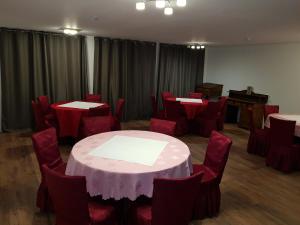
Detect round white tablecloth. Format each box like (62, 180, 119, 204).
(265, 113, 300, 137)
(65, 130, 192, 200)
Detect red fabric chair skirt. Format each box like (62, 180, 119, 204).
(166, 98, 208, 120)
(51, 102, 109, 138)
(247, 128, 270, 156)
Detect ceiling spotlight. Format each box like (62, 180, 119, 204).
(191, 45, 196, 49)
(156, 0, 166, 9)
(63, 28, 79, 35)
(201, 45, 205, 49)
(196, 46, 201, 49)
(176, 0, 186, 7)
(136, 2, 146, 10)
(164, 7, 173, 15)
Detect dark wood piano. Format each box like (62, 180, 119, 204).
(226, 90, 268, 129)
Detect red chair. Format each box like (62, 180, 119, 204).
(31, 128, 66, 212)
(188, 92, 203, 99)
(32, 100, 49, 131)
(80, 116, 112, 138)
(85, 94, 101, 103)
(88, 105, 110, 117)
(195, 101, 221, 137)
(111, 98, 125, 131)
(43, 165, 116, 225)
(37, 95, 51, 115)
(151, 95, 165, 119)
(134, 171, 204, 225)
(266, 117, 300, 173)
(161, 92, 173, 110)
(192, 131, 232, 219)
(165, 100, 188, 136)
(247, 108, 270, 156)
(216, 96, 228, 131)
(150, 118, 176, 136)
(264, 105, 279, 121)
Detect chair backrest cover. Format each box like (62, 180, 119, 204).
(32, 100, 47, 131)
(264, 105, 279, 120)
(269, 117, 295, 147)
(32, 127, 63, 173)
(150, 118, 176, 136)
(37, 95, 50, 114)
(115, 98, 125, 120)
(165, 100, 185, 120)
(88, 105, 110, 117)
(43, 165, 90, 225)
(161, 92, 173, 100)
(81, 116, 112, 138)
(204, 131, 232, 183)
(188, 92, 203, 99)
(85, 94, 101, 103)
(151, 172, 204, 225)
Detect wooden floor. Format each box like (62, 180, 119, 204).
(1, 121, 300, 225)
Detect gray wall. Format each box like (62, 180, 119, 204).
(204, 43, 300, 114)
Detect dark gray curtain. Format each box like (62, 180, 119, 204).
(94, 38, 156, 121)
(0, 28, 88, 130)
(157, 43, 204, 104)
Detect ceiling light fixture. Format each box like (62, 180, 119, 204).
(135, 0, 187, 16)
(62, 28, 80, 35)
(188, 44, 205, 50)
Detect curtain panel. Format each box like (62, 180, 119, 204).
(157, 43, 205, 105)
(94, 38, 156, 121)
(0, 28, 88, 130)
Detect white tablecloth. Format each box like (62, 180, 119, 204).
(265, 114, 300, 137)
(65, 130, 192, 200)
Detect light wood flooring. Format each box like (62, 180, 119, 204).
(0, 121, 300, 225)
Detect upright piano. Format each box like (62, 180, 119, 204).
(226, 90, 269, 129)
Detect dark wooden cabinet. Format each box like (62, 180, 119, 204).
(195, 83, 223, 98)
(226, 90, 268, 129)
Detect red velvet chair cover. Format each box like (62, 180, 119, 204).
(111, 98, 125, 131)
(192, 131, 232, 219)
(31, 128, 65, 211)
(164, 100, 188, 136)
(134, 172, 204, 225)
(32, 101, 49, 131)
(264, 104, 279, 120)
(150, 118, 176, 136)
(161, 91, 173, 110)
(195, 101, 221, 137)
(80, 116, 112, 138)
(37, 96, 51, 115)
(43, 165, 116, 225)
(247, 108, 270, 156)
(266, 117, 300, 173)
(88, 105, 110, 117)
(216, 96, 228, 131)
(85, 94, 101, 103)
(188, 92, 203, 99)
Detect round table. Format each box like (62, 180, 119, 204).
(166, 97, 208, 120)
(51, 101, 109, 138)
(65, 130, 192, 200)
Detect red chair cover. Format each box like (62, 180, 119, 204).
(192, 131, 232, 219)
(216, 96, 228, 131)
(43, 165, 116, 225)
(134, 172, 204, 225)
(31, 128, 65, 211)
(80, 116, 112, 138)
(188, 92, 203, 99)
(32, 100, 49, 131)
(161, 92, 173, 110)
(85, 94, 101, 103)
(151, 95, 165, 119)
(247, 108, 270, 156)
(150, 118, 176, 136)
(88, 105, 110, 117)
(165, 100, 188, 136)
(37, 95, 51, 115)
(195, 101, 221, 137)
(264, 105, 279, 120)
(111, 99, 125, 131)
(266, 117, 300, 173)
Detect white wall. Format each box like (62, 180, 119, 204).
(85, 36, 95, 93)
(204, 43, 300, 114)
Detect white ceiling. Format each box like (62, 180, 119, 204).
(0, 0, 300, 45)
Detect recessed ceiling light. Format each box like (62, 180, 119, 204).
(196, 46, 201, 49)
(164, 7, 173, 15)
(191, 45, 196, 49)
(156, 0, 166, 9)
(176, 0, 186, 7)
(62, 28, 80, 35)
(201, 45, 205, 49)
(136, 2, 145, 10)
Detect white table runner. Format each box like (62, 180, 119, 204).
(176, 98, 203, 103)
(89, 135, 169, 166)
(58, 101, 103, 109)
